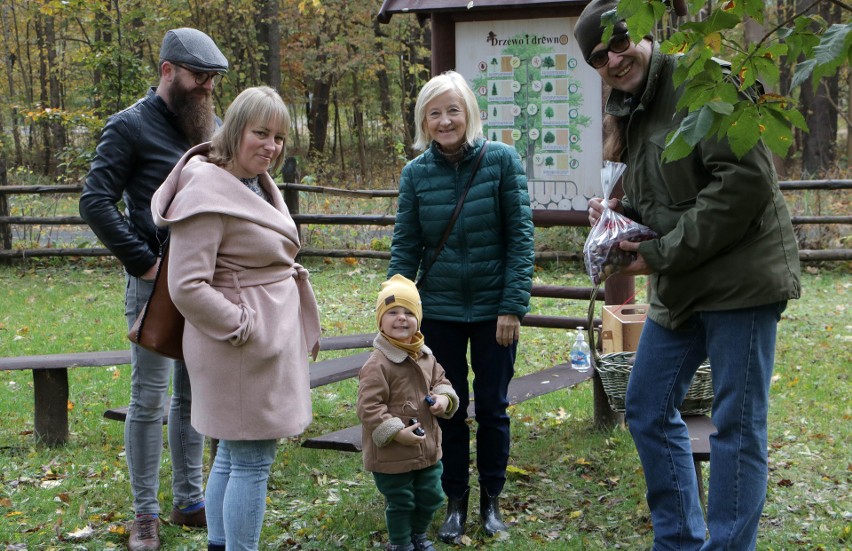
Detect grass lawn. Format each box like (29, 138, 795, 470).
(0, 257, 849, 550)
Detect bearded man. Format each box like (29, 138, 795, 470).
(80, 28, 228, 551)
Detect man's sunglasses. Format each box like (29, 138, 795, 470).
(587, 31, 631, 69)
(174, 63, 222, 86)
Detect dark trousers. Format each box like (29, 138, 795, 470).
(373, 463, 444, 546)
(421, 318, 516, 498)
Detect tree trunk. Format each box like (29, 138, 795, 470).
(258, 0, 281, 90)
(373, 18, 394, 150)
(799, 0, 838, 177)
(400, 20, 431, 158)
(308, 76, 332, 155)
(36, 14, 52, 175)
(350, 70, 368, 182)
(0, 1, 23, 166)
(45, 14, 66, 178)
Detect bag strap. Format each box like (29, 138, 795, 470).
(416, 140, 488, 289)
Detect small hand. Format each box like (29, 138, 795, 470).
(428, 394, 450, 415)
(496, 314, 520, 347)
(395, 423, 425, 446)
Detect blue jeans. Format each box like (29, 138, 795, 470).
(205, 439, 278, 550)
(421, 318, 515, 498)
(124, 274, 205, 515)
(625, 302, 785, 551)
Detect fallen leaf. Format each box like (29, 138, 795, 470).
(67, 525, 95, 540)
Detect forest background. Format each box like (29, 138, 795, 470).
(0, 0, 850, 195)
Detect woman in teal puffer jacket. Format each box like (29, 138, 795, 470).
(388, 70, 535, 545)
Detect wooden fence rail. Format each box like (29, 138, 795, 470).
(1, 180, 851, 262)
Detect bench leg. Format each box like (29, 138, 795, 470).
(694, 459, 707, 516)
(33, 368, 69, 446)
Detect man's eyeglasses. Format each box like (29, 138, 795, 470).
(587, 31, 631, 69)
(174, 63, 222, 86)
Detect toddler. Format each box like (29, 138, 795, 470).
(357, 274, 459, 551)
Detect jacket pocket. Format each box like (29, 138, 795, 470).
(375, 439, 423, 463)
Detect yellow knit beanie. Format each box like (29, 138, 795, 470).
(376, 274, 422, 330)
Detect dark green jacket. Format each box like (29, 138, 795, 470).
(388, 138, 535, 322)
(608, 45, 801, 329)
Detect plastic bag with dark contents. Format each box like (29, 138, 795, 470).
(583, 161, 657, 285)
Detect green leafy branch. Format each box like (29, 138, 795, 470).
(610, 0, 851, 161)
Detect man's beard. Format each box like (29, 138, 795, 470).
(169, 80, 216, 146)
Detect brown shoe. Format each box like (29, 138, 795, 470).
(169, 505, 207, 527)
(128, 515, 160, 551)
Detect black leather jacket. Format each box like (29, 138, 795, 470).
(80, 88, 190, 277)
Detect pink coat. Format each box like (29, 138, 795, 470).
(151, 143, 321, 441)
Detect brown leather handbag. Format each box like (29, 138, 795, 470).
(127, 243, 185, 360)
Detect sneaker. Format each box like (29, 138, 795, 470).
(128, 515, 160, 551)
(168, 505, 207, 527)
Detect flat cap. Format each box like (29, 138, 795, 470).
(159, 28, 228, 73)
(574, 0, 621, 63)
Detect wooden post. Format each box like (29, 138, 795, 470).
(32, 368, 69, 446)
(0, 150, 11, 261)
(281, 157, 300, 239)
(430, 13, 455, 74)
(593, 273, 634, 427)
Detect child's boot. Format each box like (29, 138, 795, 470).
(480, 489, 507, 536)
(437, 488, 469, 543)
(411, 533, 437, 551)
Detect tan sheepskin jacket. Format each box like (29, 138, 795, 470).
(356, 334, 459, 474)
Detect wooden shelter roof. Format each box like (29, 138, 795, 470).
(377, 0, 588, 24)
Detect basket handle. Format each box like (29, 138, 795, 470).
(587, 284, 602, 363)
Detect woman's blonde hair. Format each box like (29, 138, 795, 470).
(209, 86, 290, 173)
(412, 70, 483, 152)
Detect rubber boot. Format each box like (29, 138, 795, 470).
(480, 490, 507, 536)
(208, 544, 225, 551)
(437, 488, 469, 543)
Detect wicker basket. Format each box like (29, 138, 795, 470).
(586, 292, 714, 416)
(595, 351, 714, 415)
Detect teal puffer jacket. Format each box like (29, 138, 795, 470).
(388, 138, 535, 323)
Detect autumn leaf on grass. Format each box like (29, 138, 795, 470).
(506, 465, 532, 479)
(66, 525, 95, 540)
(343, 257, 359, 265)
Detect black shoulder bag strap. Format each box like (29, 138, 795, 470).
(416, 140, 489, 289)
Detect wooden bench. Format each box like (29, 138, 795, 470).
(102, 333, 375, 423)
(0, 350, 133, 446)
(302, 362, 595, 452)
(0, 333, 375, 446)
(301, 362, 715, 512)
(684, 414, 715, 511)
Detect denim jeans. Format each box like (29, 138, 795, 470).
(625, 302, 785, 551)
(205, 439, 278, 550)
(124, 274, 205, 515)
(421, 318, 515, 498)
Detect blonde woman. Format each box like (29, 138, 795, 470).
(152, 86, 320, 551)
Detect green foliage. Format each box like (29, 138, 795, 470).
(791, 21, 852, 90)
(612, 0, 850, 161)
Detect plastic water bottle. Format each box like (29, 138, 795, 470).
(570, 327, 591, 372)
